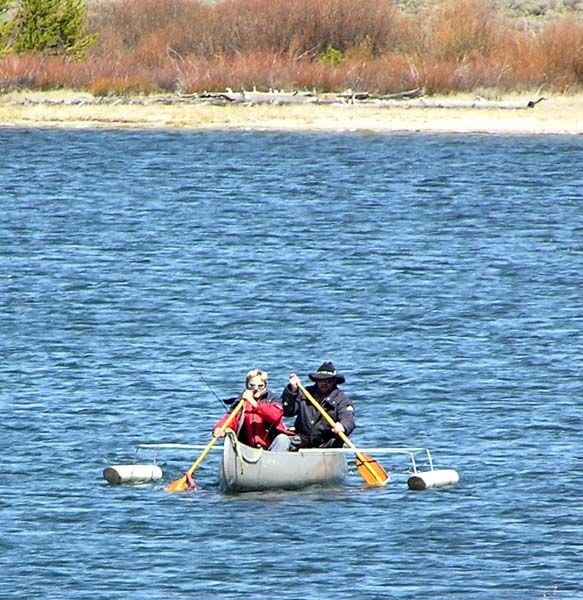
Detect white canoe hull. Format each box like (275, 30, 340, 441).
(219, 432, 347, 493)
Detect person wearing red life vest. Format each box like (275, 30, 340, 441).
(212, 369, 292, 451)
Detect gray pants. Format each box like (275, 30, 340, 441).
(268, 433, 292, 452)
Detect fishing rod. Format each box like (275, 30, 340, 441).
(197, 373, 238, 409)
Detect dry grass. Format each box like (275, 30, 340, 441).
(1, 90, 582, 134)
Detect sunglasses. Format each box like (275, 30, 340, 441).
(247, 383, 266, 390)
(317, 379, 335, 385)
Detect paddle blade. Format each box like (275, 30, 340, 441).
(355, 454, 390, 486)
(164, 472, 196, 493)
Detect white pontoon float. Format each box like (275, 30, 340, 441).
(103, 441, 459, 491)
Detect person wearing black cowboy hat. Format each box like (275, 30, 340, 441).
(281, 361, 355, 449)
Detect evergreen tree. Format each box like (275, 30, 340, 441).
(0, 0, 16, 54)
(2, 0, 96, 60)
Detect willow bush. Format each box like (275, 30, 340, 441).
(1, 0, 582, 94)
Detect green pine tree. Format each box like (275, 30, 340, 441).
(2, 0, 96, 60)
(0, 0, 17, 54)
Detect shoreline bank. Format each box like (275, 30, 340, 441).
(1, 91, 582, 135)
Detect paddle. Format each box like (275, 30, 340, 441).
(165, 397, 246, 493)
(297, 382, 389, 486)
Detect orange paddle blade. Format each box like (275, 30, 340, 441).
(165, 472, 196, 493)
(355, 453, 390, 486)
(165, 476, 188, 492)
(296, 382, 390, 487)
(164, 397, 246, 493)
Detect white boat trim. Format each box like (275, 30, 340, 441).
(137, 443, 224, 450)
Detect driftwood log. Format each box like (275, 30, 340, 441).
(13, 89, 547, 110)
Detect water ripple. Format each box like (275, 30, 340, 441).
(1, 129, 582, 599)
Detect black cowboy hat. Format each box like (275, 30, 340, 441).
(308, 361, 346, 384)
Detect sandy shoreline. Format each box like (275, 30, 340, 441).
(1, 91, 582, 135)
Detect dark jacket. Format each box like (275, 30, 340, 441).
(281, 384, 355, 448)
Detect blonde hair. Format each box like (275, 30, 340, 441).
(246, 369, 268, 384)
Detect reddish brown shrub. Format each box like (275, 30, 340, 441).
(88, 0, 400, 58)
(2, 0, 581, 94)
(0, 54, 91, 90)
(88, 75, 159, 96)
(422, 0, 505, 62)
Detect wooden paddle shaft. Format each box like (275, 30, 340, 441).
(297, 382, 387, 484)
(186, 397, 246, 477)
(297, 383, 357, 449)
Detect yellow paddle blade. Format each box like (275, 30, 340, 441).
(164, 398, 247, 494)
(165, 472, 197, 493)
(296, 382, 390, 487)
(164, 476, 188, 493)
(355, 454, 390, 486)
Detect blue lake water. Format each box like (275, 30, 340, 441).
(1, 126, 582, 599)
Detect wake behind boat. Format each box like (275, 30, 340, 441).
(219, 431, 347, 493)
